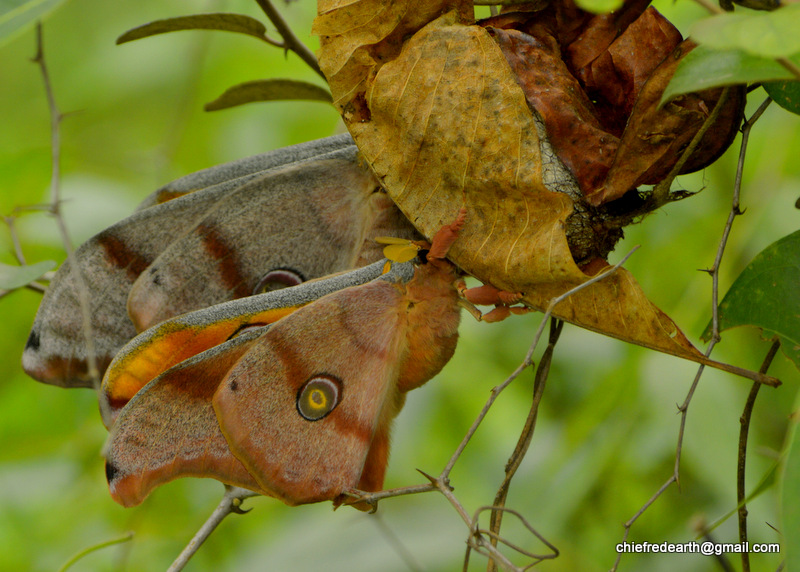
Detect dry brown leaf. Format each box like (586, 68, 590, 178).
(489, 26, 619, 195)
(597, 40, 746, 204)
(314, 0, 774, 383)
(573, 7, 683, 135)
(480, 2, 742, 204)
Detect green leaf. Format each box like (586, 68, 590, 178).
(781, 393, 800, 571)
(702, 229, 800, 370)
(0, 260, 55, 289)
(573, 0, 622, 15)
(204, 79, 332, 111)
(116, 13, 267, 45)
(764, 80, 800, 115)
(0, 0, 67, 47)
(662, 45, 800, 104)
(690, 5, 800, 59)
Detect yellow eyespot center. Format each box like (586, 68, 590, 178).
(307, 389, 327, 410)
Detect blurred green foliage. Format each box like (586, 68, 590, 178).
(1, 1, 799, 571)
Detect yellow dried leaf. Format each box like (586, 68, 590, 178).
(314, 0, 776, 383)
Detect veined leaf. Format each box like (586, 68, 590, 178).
(702, 229, 800, 371)
(690, 5, 800, 59)
(204, 79, 332, 111)
(117, 13, 268, 45)
(662, 45, 799, 104)
(0, 260, 55, 290)
(764, 80, 800, 116)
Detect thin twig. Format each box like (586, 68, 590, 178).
(486, 319, 563, 572)
(610, 96, 771, 572)
(0, 282, 47, 299)
(443, 247, 639, 480)
(253, 0, 325, 79)
(737, 339, 781, 572)
(168, 486, 258, 572)
(371, 513, 423, 572)
(57, 531, 134, 572)
(348, 249, 638, 571)
(473, 507, 558, 570)
(5, 216, 27, 264)
(709, 97, 771, 341)
(702, 529, 735, 572)
(33, 24, 106, 411)
(775, 58, 800, 81)
(650, 87, 732, 208)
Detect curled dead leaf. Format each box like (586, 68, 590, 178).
(315, 0, 768, 382)
(484, 3, 744, 205)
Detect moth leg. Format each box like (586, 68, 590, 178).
(457, 297, 483, 321)
(457, 281, 528, 323)
(426, 208, 528, 323)
(460, 283, 522, 306)
(481, 305, 534, 323)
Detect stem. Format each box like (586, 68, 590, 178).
(58, 532, 134, 572)
(346, 251, 637, 570)
(168, 486, 258, 572)
(33, 23, 106, 419)
(486, 319, 562, 572)
(650, 88, 732, 208)
(737, 339, 781, 572)
(610, 96, 772, 572)
(254, 0, 325, 79)
(442, 247, 639, 480)
(709, 98, 771, 342)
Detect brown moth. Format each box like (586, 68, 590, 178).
(105, 215, 465, 508)
(101, 260, 401, 421)
(23, 135, 419, 388)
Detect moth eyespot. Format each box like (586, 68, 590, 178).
(296, 375, 342, 421)
(253, 268, 304, 294)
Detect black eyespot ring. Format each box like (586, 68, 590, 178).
(296, 375, 342, 421)
(253, 268, 304, 294)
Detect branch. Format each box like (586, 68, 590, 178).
(348, 248, 638, 570)
(58, 531, 134, 572)
(470, 507, 558, 570)
(0, 214, 48, 296)
(649, 87, 732, 209)
(168, 486, 259, 572)
(253, 0, 325, 80)
(610, 95, 771, 572)
(708, 97, 771, 342)
(443, 246, 639, 482)
(486, 318, 563, 572)
(370, 513, 423, 572)
(737, 339, 781, 572)
(33, 23, 108, 422)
